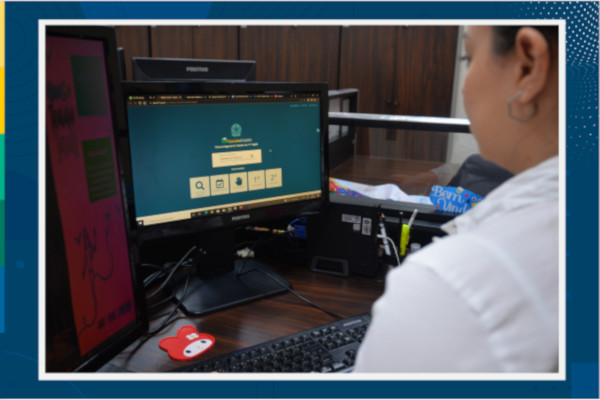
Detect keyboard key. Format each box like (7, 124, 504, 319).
(172, 313, 371, 373)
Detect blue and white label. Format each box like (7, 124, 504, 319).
(429, 185, 483, 214)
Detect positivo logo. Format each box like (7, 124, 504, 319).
(231, 214, 250, 222)
(231, 123, 242, 137)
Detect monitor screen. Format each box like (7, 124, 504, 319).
(45, 26, 147, 372)
(131, 57, 256, 82)
(122, 81, 328, 315)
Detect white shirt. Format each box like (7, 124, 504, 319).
(354, 156, 559, 373)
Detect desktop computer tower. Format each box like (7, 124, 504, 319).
(307, 203, 381, 278)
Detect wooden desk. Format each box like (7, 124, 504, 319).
(330, 155, 444, 196)
(102, 260, 385, 372)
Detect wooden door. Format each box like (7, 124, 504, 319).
(339, 25, 458, 161)
(380, 26, 459, 161)
(150, 26, 195, 58)
(338, 26, 399, 156)
(114, 26, 150, 81)
(239, 26, 340, 86)
(339, 26, 398, 114)
(191, 26, 239, 59)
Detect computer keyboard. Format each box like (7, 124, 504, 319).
(172, 313, 371, 373)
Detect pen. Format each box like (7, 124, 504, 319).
(399, 209, 418, 257)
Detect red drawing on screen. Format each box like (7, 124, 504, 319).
(75, 212, 115, 338)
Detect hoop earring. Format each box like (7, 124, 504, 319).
(507, 91, 537, 123)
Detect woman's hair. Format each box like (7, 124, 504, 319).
(492, 26, 558, 55)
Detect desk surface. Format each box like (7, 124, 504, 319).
(330, 155, 443, 196)
(103, 259, 385, 372)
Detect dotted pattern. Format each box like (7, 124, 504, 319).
(562, 2, 599, 162)
(508, 2, 599, 163)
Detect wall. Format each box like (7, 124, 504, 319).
(448, 26, 479, 164)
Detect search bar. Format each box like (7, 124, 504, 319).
(212, 149, 262, 168)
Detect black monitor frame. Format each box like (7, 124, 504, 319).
(44, 25, 148, 372)
(120, 81, 329, 315)
(131, 56, 257, 82)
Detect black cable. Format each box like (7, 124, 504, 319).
(147, 293, 177, 310)
(142, 245, 198, 335)
(238, 267, 344, 320)
(237, 231, 271, 275)
(234, 226, 342, 319)
(146, 246, 197, 299)
(122, 265, 195, 362)
(238, 238, 306, 265)
(147, 268, 193, 335)
(143, 269, 168, 288)
(236, 228, 308, 271)
(141, 262, 165, 270)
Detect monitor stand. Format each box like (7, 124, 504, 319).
(170, 229, 291, 316)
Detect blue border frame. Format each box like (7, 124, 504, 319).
(2, 1, 598, 398)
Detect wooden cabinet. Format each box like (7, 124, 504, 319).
(114, 26, 150, 81)
(239, 26, 340, 87)
(149, 26, 195, 58)
(339, 26, 398, 115)
(150, 26, 240, 60)
(191, 26, 239, 60)
(396, 26, 458, 117)
(339, 26, 458, 161)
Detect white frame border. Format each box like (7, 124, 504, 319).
(38, 18, 567, 383)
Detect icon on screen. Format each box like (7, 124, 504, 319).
(231, 123, 242, 138)
(190, 176, 211, 199)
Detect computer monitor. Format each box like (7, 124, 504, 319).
(45, 26, 147, 372)
(131, 57, 256, 82)
(121, 81, 328, 315)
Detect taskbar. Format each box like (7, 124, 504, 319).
(136, 191, 321, 227)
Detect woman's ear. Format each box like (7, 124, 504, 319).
(512, 27, 552, 104)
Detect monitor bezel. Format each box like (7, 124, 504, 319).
(131, 56, 257, 82)
(45, 25, 148, 372)
(120, 81, 330, 243)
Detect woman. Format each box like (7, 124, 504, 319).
(354, 25, 559, 372)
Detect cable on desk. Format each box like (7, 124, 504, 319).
(237, 267, 344, 320)
(377, 234, 402, 267)
(146, 246, 197, 300)
(147, 268, 193, 335)
(139, 245, 198, 337)
(237, 226, 308, 269)
(147, 293, 177, 310)
(142, 263, 174, 289)
(236, 231, 272, 275)
(234, 223, 346, 320)
(121, 267, 194, 363)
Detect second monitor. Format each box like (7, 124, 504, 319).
(131, 57, 256, 82)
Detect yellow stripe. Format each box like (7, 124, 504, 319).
(0, 2, 4, 68)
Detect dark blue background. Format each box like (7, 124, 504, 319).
(2, 1, 598, 398)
